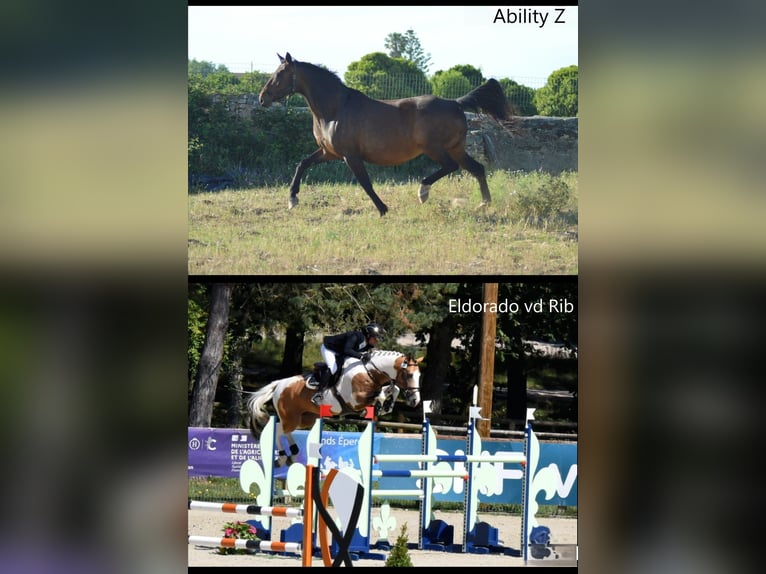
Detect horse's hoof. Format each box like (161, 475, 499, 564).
(288, 196, 299, 209)
(418, 184, 430, 204)
(378, 205, 388, 217)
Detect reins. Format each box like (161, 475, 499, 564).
(364, 355, 421, 401)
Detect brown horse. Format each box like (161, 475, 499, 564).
(247, 350, 423, 466)
(258, 52, 512, 216)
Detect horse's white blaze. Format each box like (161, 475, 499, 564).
(408, 370, 422, 406)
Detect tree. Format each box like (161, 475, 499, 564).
(187, 281, 577, 430)
(384, 29, 431, 73)
(430, 70, 472, 99)
(344, 52, 429, 99)
(444, 64, 484, 89)
(495, 281, 578, 427)
(534, 65, 578, 117)
(189, 283, 233, 427)
(188, 59, 229, 77)
(499, 78, 537, 116)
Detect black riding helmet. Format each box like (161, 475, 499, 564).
(363, 322, 386, 339)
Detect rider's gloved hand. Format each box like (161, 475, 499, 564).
(361, 351, 372, 364)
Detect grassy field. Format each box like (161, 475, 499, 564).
(188, 170, 577, 275)
(188, 476, 577, 517)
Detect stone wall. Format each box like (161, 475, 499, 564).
(211, 95, 578, 174)
(465, 114, 578, 174)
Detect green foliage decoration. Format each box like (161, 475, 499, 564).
(385, 523, 413, 567)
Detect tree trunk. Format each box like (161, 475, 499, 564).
(189, 283, 233, 427)
(477, 283, 498, 437)
(225, 359, 244, 428)
(422, 317, 455, 414)
(280, 324, 305, 377)
(506, 343, 527, 430)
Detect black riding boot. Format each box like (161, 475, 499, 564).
(309, 362, 326, 389)
(311, 366, 332, 406)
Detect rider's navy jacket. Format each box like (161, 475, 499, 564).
(323, 330, 375, 359)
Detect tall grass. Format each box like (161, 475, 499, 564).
(188, 170, 577, 275)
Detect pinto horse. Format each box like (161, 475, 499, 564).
(258, 52, 512, 216)
(247, 350, 423, 466)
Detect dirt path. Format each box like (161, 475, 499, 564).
(188, 507, 577, 567)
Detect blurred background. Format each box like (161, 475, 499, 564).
(2, 1, 765, 572)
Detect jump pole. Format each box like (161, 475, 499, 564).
(366, 401, 471, 552)
(190, 417, 324, 566)
(371, 389, 534, 555)
(463, 390, 533, 555)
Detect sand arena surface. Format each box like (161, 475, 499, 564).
(188, 506, 577, 567)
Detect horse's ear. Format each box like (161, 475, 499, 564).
(277, 53, 284, 63)
(285, 52, 293, 64)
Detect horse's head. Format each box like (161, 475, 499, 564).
(259, 52, 297, 107)
(393, 354, 423, 408)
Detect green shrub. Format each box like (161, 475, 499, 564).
(512, 172, 572, 226)
(385, 523, 413, 567)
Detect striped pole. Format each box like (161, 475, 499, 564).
(188, 500, 303, 518)
(188, 536, 301, 553)
(463, 412, 477, 553)
(419, 417, 435, 550)
(521, 409, 535, 562)
(372, 469, 469, 478)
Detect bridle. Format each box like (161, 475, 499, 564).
(262, 65, 297, 103)
(365, 355, 421, 401)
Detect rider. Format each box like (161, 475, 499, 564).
(311, 322, 386, 406)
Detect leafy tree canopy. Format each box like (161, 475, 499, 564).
(433, 64, 484, 90)
(499, 78, 538, 116)
(430, 70, 472, 99)
(534, 65, 578, 117)
(344, 52, 429, 99)
(189, 59, 229, 77)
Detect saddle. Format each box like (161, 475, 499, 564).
(304, 360, 341, 390)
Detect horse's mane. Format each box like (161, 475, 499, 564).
(296, 61, 345, 89)
(370, 349, 405, 357)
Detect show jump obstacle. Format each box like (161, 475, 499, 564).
(189, 386, 558, 563)
(188, 418, 367, 567)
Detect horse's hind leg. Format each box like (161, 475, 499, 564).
(288, 148, 331, 209)
(454, 151, 491, 205)
(278, 434, 300, 467)
(275, 428, 300, 467)
(418, 153, 459, 203)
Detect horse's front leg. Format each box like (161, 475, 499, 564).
(343, 156, 388, 216)
(288, 148, 330, 210)
(376, 386, 400, 416)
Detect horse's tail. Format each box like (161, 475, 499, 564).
(456, 78, 512, 121)
(247, 380, 278, 438)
